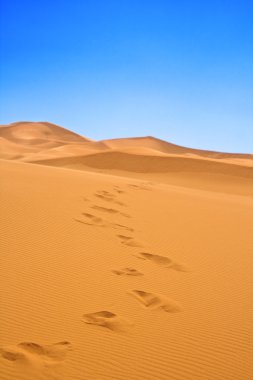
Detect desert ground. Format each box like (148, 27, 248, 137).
(1, 121, 253, 380)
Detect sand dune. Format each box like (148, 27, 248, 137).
(0, 137, 38, 160)
(102, 135, 253, 159)
(30, 150, 253, 177)
(0, 121, 90, 145)
(30, 150, 253, 197)
(1, 122, 253, 380)
(0, 122, 107, 162)
(1, 122, 252, 166)
(19, 141, 108, 162)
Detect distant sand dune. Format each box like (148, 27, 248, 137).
(0, 121, 90, 144)
(31, 150, 253, 177)
(102, 135, 253, 159)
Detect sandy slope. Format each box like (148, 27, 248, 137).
(1, 122, 253, 380)
(30, 151, 253, 198)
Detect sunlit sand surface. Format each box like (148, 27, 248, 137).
(1, 122, 253, 379)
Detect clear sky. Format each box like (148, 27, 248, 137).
(0, 0, 252, 152)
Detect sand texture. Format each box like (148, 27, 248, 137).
(1, 122, 253, 380)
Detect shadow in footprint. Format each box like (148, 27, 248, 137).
(137, 252, 189, 272)
(0, 349, 26, 362)
(128, 183, 151, 191)
(130, 290, 182, 313)
(95, 192, 125, 206)
(114, 187, 125, 194)
(92, 205, 131, 218)
(74, 213, 104, 227)
(82, 311, 130, 332)
(112, 224, 134, 232)
(19, 341, 71, 361)
(112, 267, 143, 276)
(118, 235, 144, 248)
(0, 341, 72, 364)
(92, 205, 119, 214)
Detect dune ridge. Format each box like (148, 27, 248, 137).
(2, 121, 252, 196)
(0, 121, 90, 144)
(1, 121, 252, 164)
(102, 135, 253, 159)
(30, 150, 253, 177)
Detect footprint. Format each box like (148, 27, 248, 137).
(74, 213, 104, 227)
(130, 290, 182, 313)
(92, 205, 130, 218)
(113, 187, 125, 194)
(128, 183, 151, 191)
(137, 252, 188, 272)
(0, 348, 26, 362)
(82, 311, 129, 332)
(94, 192, 125, 206)
(82, 213, 103, 223)
(17, 342, 46, 356)
(112, 224, 134, 232)
(117, 235, 144, 248)
(18, 341, 71, 361)
(0, 341, 72, 364)
(94, 194, 112, 202)
(111, 267, 143, 276)
(92, 205, 119, 214)
(97, 190, 115, 198)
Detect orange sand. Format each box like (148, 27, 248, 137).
(1, 122, 253, 380)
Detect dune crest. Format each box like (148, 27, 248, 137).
(2, 121, 252, 196)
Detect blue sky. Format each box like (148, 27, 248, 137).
(1, 0, 252, 152)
